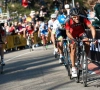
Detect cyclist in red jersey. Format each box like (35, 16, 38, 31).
(65, 8, 96, 78)
(26, 22, 35, 49)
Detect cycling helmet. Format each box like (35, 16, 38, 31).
(51, 14, 57, 18)
(70, 8, 80, 16)
(58, 15, 66, 24)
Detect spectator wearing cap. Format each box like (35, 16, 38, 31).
(64, 1, 70, 15)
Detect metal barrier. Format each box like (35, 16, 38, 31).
(85, 29, 100, 64)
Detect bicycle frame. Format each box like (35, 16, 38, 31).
(75, 39, 88, 87)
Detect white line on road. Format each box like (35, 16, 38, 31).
(5, 52, 32, 62)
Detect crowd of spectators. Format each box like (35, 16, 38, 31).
(1, 0, 100, 51)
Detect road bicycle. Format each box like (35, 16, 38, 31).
(63, 39, 72, 79)
(56, 38, 72, 79)
(54, 39, 59, 58)
(75, 38, 95, 87)
(27, 35, 34, 51)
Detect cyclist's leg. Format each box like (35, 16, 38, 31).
(51, 29, 58, 54)
(56, 30, 64, 64)
(69, 39, 77, 77)
(69, 43, 76, 67)
(31, 34, 35, 50)
(41, 30, 47, 46)
(79, 33, 90, 56)
(45, 31, 48, 46)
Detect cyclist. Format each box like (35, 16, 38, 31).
(0, 24, 7, 65)
(52, 12, 67, 64)
(38, 17, 48, 47)
(65, 8, 96, 77)
(26, 22, 34, 50)
(48, 14, 58, 54)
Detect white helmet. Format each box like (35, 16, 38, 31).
(51, 14, 57, 18)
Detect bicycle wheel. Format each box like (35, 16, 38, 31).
(82, 52, 88, 87)
(29, 40, 32, 51)
(75, 59, 81, 83)
(64, 46, 71, 79)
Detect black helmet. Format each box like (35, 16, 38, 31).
(70, 8, 80, 16)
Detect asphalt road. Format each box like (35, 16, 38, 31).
(0, 45, 100, 90)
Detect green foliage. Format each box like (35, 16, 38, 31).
(8, 3, 30, 16)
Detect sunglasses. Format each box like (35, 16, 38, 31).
(52, 18, 56, 19)
(72, 16, 79, 18)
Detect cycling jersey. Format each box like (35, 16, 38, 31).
(65, 18, 91, 38)
(39, 22, 48, 36)
(52, 20, 66, 39)
(26, 25, 34, 34)
(48, 20, 54, 30)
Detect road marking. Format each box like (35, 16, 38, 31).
(5, 52, 32, 62)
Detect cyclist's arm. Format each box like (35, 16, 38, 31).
(87, 24, 96, 39)
(84, 18, 96, 39)
(65, 21, 74, 40)
(48, 27, 52, 33)
(66, 30, 74, 40)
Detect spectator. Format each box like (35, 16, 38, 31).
(14, 22, 19, 34)
(94, 0, 100, 20)
(31, 15, 36, 24)
(52, 0, 60, 11)
(18, 14, 23, 23)
(18, 22, 26, 37)
(4, 22, 10, 35)
(64, 1, 70, 15)
(39, 0, 45, 5)
(75, 2, 88, 17)
(35, 11, 40, 21)
(28, 0, 32, 9)
(87, 8, 95, 23)
(9, 23, 16, 35)
(92, 0, 100, 28)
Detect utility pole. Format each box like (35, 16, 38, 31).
(62, 0, 65, 9)
(72, 0, 75, 7)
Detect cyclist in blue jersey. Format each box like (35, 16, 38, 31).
(52, 12, 67, 64)
(38, 18, 48, 47)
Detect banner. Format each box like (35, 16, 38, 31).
(4, 35, 27, 50)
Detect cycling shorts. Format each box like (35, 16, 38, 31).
(41, 29, 48, 37)
(79, 33, 88, 40)
(69, 32, 88, 44)
(56, 29, 67, 40)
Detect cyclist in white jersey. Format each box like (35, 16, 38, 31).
(48, 14, 58, 54)
(52, 13, 67, 64)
